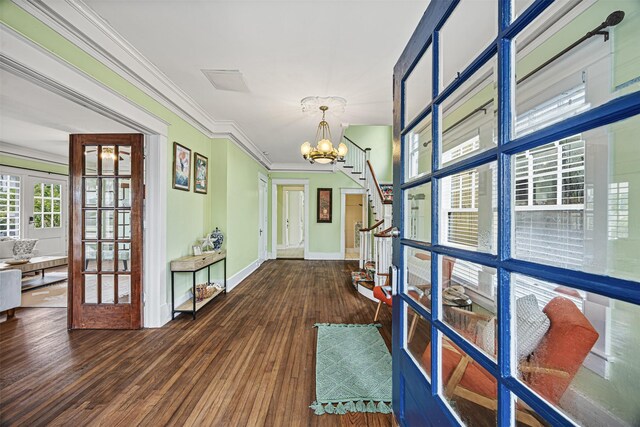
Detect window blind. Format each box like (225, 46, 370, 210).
(0, 175, 21, 239)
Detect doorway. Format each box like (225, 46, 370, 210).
(342, 192, 366, 260)
(277, 185, 305, 259)
(258, 174, 268, 265)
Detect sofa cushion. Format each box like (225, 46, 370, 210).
(13, 239, 38, 256)
(516, 294, 550, 359)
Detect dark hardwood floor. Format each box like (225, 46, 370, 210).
(0, 260, 393, 426)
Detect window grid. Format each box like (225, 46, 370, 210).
(0, 175, 21, 239)
(395, 0, 640, 425)
(33, 183, 62, 229)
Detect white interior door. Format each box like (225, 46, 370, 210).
(24, 174, 68, 256)
(258, 176, 268, 264)
(285, 190, 304, 248)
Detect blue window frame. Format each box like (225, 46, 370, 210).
(392, 0, 640, 425)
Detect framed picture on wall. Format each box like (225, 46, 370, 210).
(194, 152, 208, 194)
(317, 188, 332, 223)
(172, 142, 191, 191)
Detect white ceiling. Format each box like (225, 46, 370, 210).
(83, 0, 430, 165)
(0, 70, 135, 159)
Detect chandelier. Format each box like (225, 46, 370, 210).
(300, 106, 347, 164)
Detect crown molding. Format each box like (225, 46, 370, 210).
(0, 141, 69, 165)
(12, 0, 272, 169)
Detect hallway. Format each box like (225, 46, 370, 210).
(0, 260, 392, 426)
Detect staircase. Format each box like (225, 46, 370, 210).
(337, 136, 393, 302)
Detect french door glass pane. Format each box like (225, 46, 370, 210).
(441, 255, 497, 360)
(101, 242, 115, 272)
(404, 246, 432, 312)
(404, 115, 433, 181)
(102, 178, 115, 207)
(118, 178, 131, 208)
(437, 334, 498, 426)
(514, 1, 640, 138)
(118, 275, 131, 304)
(512, 273, 640, 427)
(404, 182, 431, 242)
(513, 394, 550, 427)
(101, 274, 115, 304)
(405, 303, 431, 381)
(84, 243, 97, 272)
(84, 274, 97, 304)
(439, 162, 497, 254)
(440, 1, 497, 90)
(512, 114, 640, 282)
(404, 46, 432, 126)
(118, 243, 131, 272)
(119, 146, 132, 175)
(441, 57, 497, 168)
(84, 210, 97, 239)
(118, 211, 131, 239)
(101, 146, 115, 175)
(101, 210, 115, 240)
(85, 178, 98, 207)
(84, 147, 97, 175)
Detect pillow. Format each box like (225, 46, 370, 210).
(477, 317, 496, 355)
(516, 294, 550, 359)
(0, 240, 15, 259)
(12, 239, 38, 256)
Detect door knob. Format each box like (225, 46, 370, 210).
(390, 227, 401, 238)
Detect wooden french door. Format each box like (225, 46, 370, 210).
(68, 134, 143, 329)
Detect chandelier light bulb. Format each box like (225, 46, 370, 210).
(318, 139, 333, 154)
(337, 143, 348, 157)
(300, 141, 312, 156)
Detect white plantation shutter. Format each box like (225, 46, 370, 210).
(0, 175, 21, 239)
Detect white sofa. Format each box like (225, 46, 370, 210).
(0, 269, 21, 318)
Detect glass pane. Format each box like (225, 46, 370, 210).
(101, 146, 115, 175)
(33, 183, 42, 196)
(512, 114, 640, 282)
(439, 334, 498, 426)
(84, 210, 97, 239)
(404, 45, 433, 126)
(512, 273, 640, 427)
(101, 242, 115, 272)
(440, 1, 498, 90)
(119, 146, 131, 175)
(53, 199, 60, 213)
(44, 215, 51, 228)
(85, 178, 98, 207)
(34, 215, 42, 228)
(118, 275, 131, 304)
(441, 256, 497, 359)
(118, 211, 131, 240)
(34, 198, 42, 212)
(53, 184, 61, 198)
(44, 184, 52, 197)
(84, 243, 97, 272)
(404, 246, 432, 312)
(440, 161, 497, 254)
(118, 243, 131, 272)
(84, 274, 97, 303)
(84, 146, 98, 175)
(101, 274, 115, 304)
(53, 214, 60, 227)
(441, 57, 497, 168)
(404, 182, 431, 242)
(406, 303, 431, 381)
(101, 210, 114, 240)
(101, 178, 115, 207)
(513, 394, 551, 426)
(514, 1, 640, 138)
(118, 178, 131, 208)
(404, 115, 433, 181)
(44, 199, 51, 213)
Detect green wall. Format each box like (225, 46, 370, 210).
(0, 155, 68, 176)
(343, 125, 393, 183)
(268, 172, 361, 255)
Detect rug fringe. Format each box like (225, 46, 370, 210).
(313, 323, 382, 328)
(309, 400, 392, 415)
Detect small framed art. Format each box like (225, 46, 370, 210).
(172, 142, 191, 191)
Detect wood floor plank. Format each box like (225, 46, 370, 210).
(1, 260, 393, 426)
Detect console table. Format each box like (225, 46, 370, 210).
(170, 251, 226, 320)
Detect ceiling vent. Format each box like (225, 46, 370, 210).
(202, 69, 249, 92)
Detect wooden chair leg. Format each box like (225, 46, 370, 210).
(408, 312, 419, 343)
(374, 301, 382, 321)
(6, 308, 16, 319)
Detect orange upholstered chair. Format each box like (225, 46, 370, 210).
(373, 280, 392, 321)
(421, 297, 598, 426)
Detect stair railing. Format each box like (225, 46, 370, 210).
(366, 160, 393, 225)
(358, 219, 384, 269)
(374, 226, 394, 287)
(342, 135, 370, 177)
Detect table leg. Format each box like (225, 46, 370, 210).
(171, 271, 175, 320)
(224, 258, 227, 294)
(192, 272, 196, 320)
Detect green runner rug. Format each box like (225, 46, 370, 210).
(310, 323, 392, 415)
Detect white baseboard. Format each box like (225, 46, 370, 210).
(305, 251, 344, 260)
(268, 251, 275, 260)
(226, 259, 260, 292)
(154, 303, 171, 327)
(276, 244, 286, 250)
